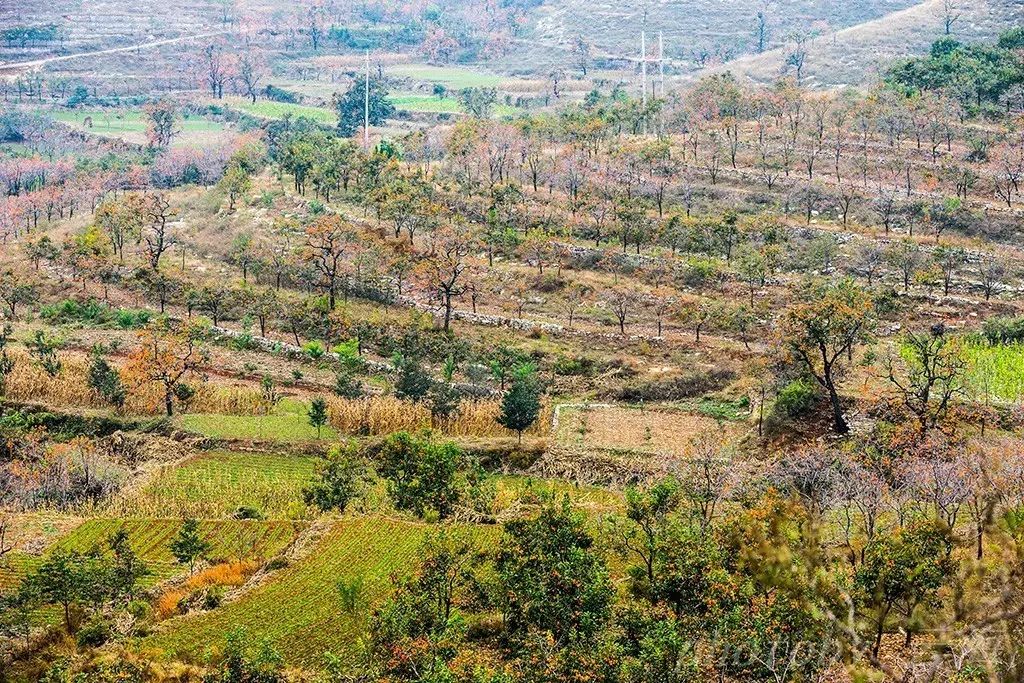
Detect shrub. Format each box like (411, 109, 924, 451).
(303, 340, 326, 360)
(775, 380, 816, 418)
(613, 369, 736, 402)
(337, 576, 365, 613)
(202, 585, 226, 610)
(303, 443, 369, 512)
(982, 317, 1024, 345)
(333, 368, 364, 399)
(263, 84, 300, 103)
(264, 556, 289, 571)
(553, 355, 596, 377)
(234, 506, 263, 520)
(378, 432, 462, 519)
(76, 617, 112, 647)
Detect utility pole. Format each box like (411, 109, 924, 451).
(640, 31, 647, 110)
(659, 31, 665, 98)
(659, 31, 665, 137)
(363, 49, 370, 150)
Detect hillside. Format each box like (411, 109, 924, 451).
(708, 0, 1024, 87)
(4, 4, 1024, 682)
(494, 0, 919, 75)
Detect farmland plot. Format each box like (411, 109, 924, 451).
(148, 517, 496, 668)
(112, 451, 317, 519)
(554, 404, 744, 457)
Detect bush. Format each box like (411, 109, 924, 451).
(553, 354, 596, 377)
(234, 506, 263, 520)
(333, 369, 364, 399)
(613, 369, 736, 402)
(39, 299, 150, 329)
(264, 556, 289, 571)
(76, 617, 112, 647)
(202, 586, 226, 610)
(263, 84, 300, 103)
(337, 576, 365, 613)
(303, 340, 326, 360)
(535, 273, 566, 292)
(982, 316, 1024, 345)
(775, 380, 816, 418)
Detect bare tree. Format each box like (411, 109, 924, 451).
(677, 434, 735, 532)
(201, 43, 228, 99)
(601, 288, 638, 335)
(416, 226, 475, 331)
(305, 214, 353, 309)
(236, 49, 266, 103)
(977, 255, 1008, 301)
(941, 0, 961, 35)
(884, 325, 966, 434)
(144, 194, 175, 271)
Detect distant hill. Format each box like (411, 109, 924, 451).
(706, 0, 1024, 88)
(491, 0, 1022, 88)
(492, 0, 919, 75)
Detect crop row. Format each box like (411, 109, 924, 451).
(148, 516, 497, 668)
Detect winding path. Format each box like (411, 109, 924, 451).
(0, 30, 230, 75)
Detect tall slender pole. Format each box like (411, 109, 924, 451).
(659, 31, 665, 137)
(659, 31, 665, 98)
(640, 31, 647, 109)
(363, 50, 370, 149)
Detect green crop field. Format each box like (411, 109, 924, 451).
(392, 93, 521, 117)
(224, 97, 337, 125)
(0, 552, 42, 591)
(178, 412, 338, 442)
(495, 475, 622, 512)
(0, 518, 301, 604)
(964, 342, 1024, 402)
(389, 64, 504, 89)
(50, 519, 301, 580)
(46, 108, 229, 147)
(148, 517, 496, 668)
(115, 451, 317, 519)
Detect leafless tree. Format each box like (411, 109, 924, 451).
(144, 194, 176, 271)
(941, 0, 961, 35)
(676, 434, 735, 532)
(201, 43, 229, 99)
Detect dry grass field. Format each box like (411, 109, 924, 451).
(554, 404, 746, 457)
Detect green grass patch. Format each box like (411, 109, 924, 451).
(392, 93, 520, 117)
(49, 109, 223, 134)
(964, 342, 1024, 402)
(224, 97, 337, 124)
(148, 517, 496, 668)
(45, 108, 228, 148)
(117, 451, 316, 519)
(177, 408, 337, 443)
(495, 475, 622, 512)
(0, 518, 300, 601)
(52, 519, 300, 581)
(389, 64, 504, 89)
(0, 551, 42, 592)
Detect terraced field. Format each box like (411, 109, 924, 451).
(1, 518, 301, 606)
(54, 519, 300, 579)
(389, 64, 505, 89)
(113, 451, 317, 519)
(178, 412, 338, 442)
(222, 97, 337, 125)
(148, 517, 496, 667)
(964, 342, 1024, 402)
(46, 108, 231, 147)
(554, 404, 746, 456)
(392, 93, 522, 117)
